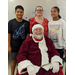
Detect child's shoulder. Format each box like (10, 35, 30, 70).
(9, 18, 16, 22)
(23, 19, 29, 23)
(8, 19, 16, 25)
(23, 19, 28, 22)
(48, 19, 53, 24)
(59, 19, 66, 23)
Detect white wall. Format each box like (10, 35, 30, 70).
(8, 0, 66, 21)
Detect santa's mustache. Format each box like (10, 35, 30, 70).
(36, 32, 42, 35)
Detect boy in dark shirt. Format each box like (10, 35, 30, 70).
(8, 5, 30, 75)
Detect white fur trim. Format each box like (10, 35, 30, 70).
(32, 24, 44, 33)
(39, 36, 49, 66)
(18, 60, 33, 74)
(30, 33, 32, 36)
(51, 55, 63, 66)
(42, 63, 52, 71)
(32, 36, 50, 70)
(32, 35, 40, 43)
(33, 65, 40, 73)
(18, 60, 41, 74)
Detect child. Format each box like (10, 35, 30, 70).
(48, 6, 66, 59)
(8, 5, 30, 75)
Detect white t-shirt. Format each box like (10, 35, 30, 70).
(48, 19, 66, 49)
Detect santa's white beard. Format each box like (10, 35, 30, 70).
(33, 32, 43, 39)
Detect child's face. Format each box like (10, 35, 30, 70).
(15, 8, 24, 19)
(51, 8, 59, 18)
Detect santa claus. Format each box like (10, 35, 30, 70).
(17, 22, 63, 75)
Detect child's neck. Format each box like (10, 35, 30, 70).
(16, 18, 23, 22)
(53, 17, 59, 21)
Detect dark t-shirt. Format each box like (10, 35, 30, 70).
(8, 18, 30, 52)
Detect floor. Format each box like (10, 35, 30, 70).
(8, 54, 66, 75)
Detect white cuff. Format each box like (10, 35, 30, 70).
(30, 33, 32, 36)
(64, 46, 66, 49)
(18, 60, 33, 74)
(51, 55, 63, 67)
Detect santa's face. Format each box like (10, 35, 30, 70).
(33, 28, 43, 39)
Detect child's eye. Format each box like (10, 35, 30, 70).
(16, 11, 23, 13)
(17, 11, 19, 13)
(20, 12, 23, 13)
(54, 11, 56, 12)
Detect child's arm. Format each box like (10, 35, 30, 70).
(8, 20, 12, 53)
(26, 21, 30, 38)
(26, 34, 30, 38)
(62, 21, 66, 50)
(8, 33, 12, 53)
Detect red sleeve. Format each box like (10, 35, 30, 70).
(17, 40, 29, 63)
(46, 18, 49, 23)
(28, 17, 35, 33)
(46, 37, 62, 64)
(50, 39, 60, 57)
(28, 18, 31, 33)
(46, 37, 60, 57)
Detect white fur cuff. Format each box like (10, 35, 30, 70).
(51, 55, 63, 66)
(18, 60, 33, 74)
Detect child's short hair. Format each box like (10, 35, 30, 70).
(15, 5, 24, 11)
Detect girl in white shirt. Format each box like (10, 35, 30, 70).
(48, 6, 66, 59)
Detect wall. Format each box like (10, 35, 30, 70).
(8, 0, 66, 21)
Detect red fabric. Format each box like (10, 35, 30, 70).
(16, 68, 27, 75)
(17, 36, 62, 75)
(17, 36, 60, 64)
(17, 69, 21, 75)
(16, 67, 63, 75)
(59, 67, 64, 75)
(29, 17, 49, 36)
(31, 22, 40, 28)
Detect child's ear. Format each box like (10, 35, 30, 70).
(15, 11, 16, 14)
(58, 12, 60, 15)
(23, 11, 24, 15)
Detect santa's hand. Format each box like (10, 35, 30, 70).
(52, 62, 59, 73)
(27, 65, 36, 75)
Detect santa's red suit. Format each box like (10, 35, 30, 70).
(17, 36, 63, 75)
